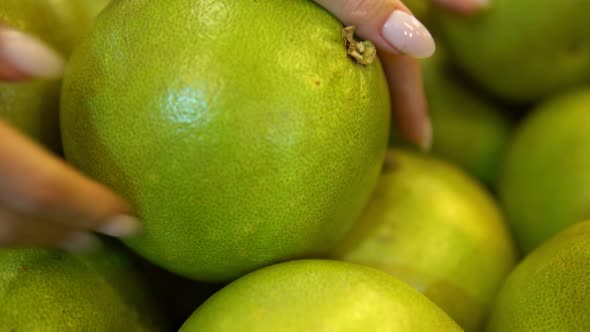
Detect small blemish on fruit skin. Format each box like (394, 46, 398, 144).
(314, 80, 321, 86)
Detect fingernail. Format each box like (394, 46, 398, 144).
(98, 214, 142, 237)
(0, 27, 65, 79)
(382, 11, 436, 59)
(60, 232, 101, 253)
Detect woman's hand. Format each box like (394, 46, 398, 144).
(0, 25, 64, 81)
(0, 0, 486, 250)
(0, 26, 140, 251)
(313, 0, 487, 150)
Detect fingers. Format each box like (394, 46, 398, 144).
(432, 0, 490, 15)
(381, 52, 432, 150)
(313, 0, 434, 149)
(0, 26, 116, 251)
(0, 208, 101, 251)
(0, 25, 65, 81)
(0, 121, 141, 238)
(313, 0, 435, 58)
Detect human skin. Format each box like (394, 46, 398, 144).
(0, 0, 483, 249)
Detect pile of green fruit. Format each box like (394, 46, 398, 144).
(1, 0, 590, 331)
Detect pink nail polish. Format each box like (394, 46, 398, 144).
(382, 11, 436, 59)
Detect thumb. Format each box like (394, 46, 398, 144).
(312, 0, 435, 58)
(0, 25, 65, 81)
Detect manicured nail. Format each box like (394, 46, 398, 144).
(382, 11, 435, 59)
(98, 214, 142, 237)
(60, 232, 101, 253)
(0, 27, 65, 79)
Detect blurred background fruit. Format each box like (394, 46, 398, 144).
(79, 0, 111, 17)
(402, 0, 430, 21)
(421, 50, 513, 185)
(2, 0, 590, 329)
(61, 0, 390, 282)
(332, 149, 516, 331)
(0, 240, 166, 330)
(499, 88, 590, 253)
(0, 0, 104, 151)
(437, 0, 590, 103)
(486, 219, 590, 331)
(180, 260, 462, 332)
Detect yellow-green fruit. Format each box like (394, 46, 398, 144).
(487, 219, 590, 331)
(499, 88, 590, 253)
(438, 0, 590, 102)
(0, 242, 165, 330)
(0, 0, 100, 150)
(180, 260, 462, 332)
(79, 0, 111, 17)
(422, 52, 512, 184)
(333, 149, 516, 331)
(61, 0, 390, 282)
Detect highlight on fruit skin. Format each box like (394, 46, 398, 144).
(179, 260, 463, 332)
(499, 87, 590, 254)
(60, 0, 391, 282)
(332, 149, 516, 331)
(486, 219, 590, 332)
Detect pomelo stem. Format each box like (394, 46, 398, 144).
(342, 26, 377, 65)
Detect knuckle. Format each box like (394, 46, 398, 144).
(342, 0, 376, 23)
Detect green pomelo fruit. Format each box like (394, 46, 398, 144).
(79, 0, 111, 17)
(332, 149, 516, 331)
(422, 51, 512, 185)
(437, 0, 590, 102)
(0, 242, 165, 330)
(180, 260, 462, 332)
(486, 219, 590, 331)
(61, 0, 391, 282)
(0, 0, 101, 150)
(499, 88, 590, 253)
